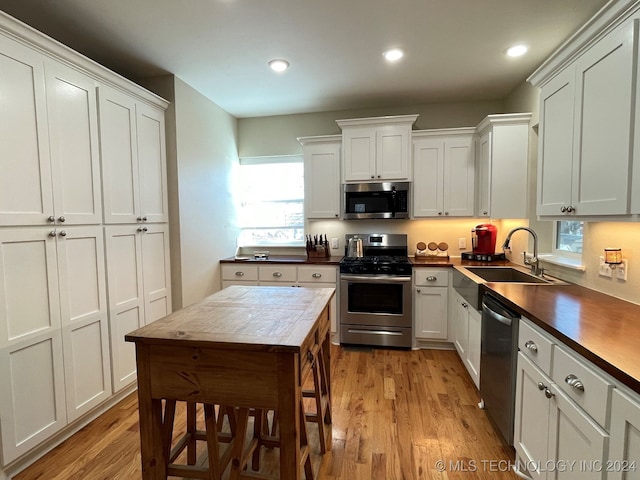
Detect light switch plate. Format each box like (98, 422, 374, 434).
(616, 259, 628, 281)
(458, 238, 467, 249)
(598, 256, 613, 278)
(331, 237, 338, 249)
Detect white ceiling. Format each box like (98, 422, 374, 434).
(1, 0, 609, 118)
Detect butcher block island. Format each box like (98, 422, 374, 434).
(125, 285, 335, 480)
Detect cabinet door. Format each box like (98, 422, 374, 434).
(413, 138, 444, 217)
(571, 20, 635, 216)
(140, 224, 172, 324)
(376, 124, 410, 180)
(609, 389, 640, 480)
(136, 103, 168, 223)
(343, 127, 376, 181)
(453, 293, 469, 360)
(414, 286, 448, 340)
(45, 61, 102, 225)
(57, 226, 111, 421)
(0, 35, 53, 226)
(537, 68, 575, 216)
(547, 384, 608, 480)
(514, 353, 551, 480)
(443, 135, 475, 217)
(104, 225, 144, 392)
(467, 305, 481, 388)
(476, 131, 491, 217)
(304, 141, 341, 219)
(98, 85, 140, 224)
(0, 229, 66, 464)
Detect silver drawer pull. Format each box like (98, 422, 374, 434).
(565, 374, 585, 392)
(273, 272, 282, 277)
(235, 271, 245, 277)
(312, 273, 322, 278)
(525, 340, 538, 353)
(426, 276, 437, 281)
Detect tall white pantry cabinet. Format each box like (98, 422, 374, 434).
(0, 10, 171, 472)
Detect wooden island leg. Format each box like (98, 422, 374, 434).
(135, 344, 167, 480)
(277, 353, 302, 480)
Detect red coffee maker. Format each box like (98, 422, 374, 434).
(472, 224, 497, 255)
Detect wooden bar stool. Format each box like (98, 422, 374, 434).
(301, 342, 332, 453)
(161, 401, 235, 479)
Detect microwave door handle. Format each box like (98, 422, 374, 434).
(391, 188, 397, 218)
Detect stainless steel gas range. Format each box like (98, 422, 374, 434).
(339, 233, 413, 348)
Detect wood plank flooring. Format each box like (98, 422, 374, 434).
(14, 346, 517, 480)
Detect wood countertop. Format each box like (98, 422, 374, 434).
(220, 255, 343, 265)
(125, 285, 336, 352)
(483, 283, 640, 394)
(411, 256, 512, 267)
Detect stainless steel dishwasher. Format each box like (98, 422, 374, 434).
(480, 292, 520, 446)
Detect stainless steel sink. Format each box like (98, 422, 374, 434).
(452, 266, 567, 310)
(464, 266, 553, 284)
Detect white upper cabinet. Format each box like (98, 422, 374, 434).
(299, 135, 341, 219)
(337, 115, 417, 182)
(0, 34, 103, 227)
(476, 113, 531, 219)
(532, 14, 637, 217)
(98, 85, 168, 224)
(412, 129, 475, 217)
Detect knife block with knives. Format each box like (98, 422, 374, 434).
(306, 234, 331, 258)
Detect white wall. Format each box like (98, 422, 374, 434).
(140, 75, 240, 308)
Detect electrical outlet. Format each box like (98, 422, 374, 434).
(458, 237, 467, 249)
(331, 237, 338, 249)
(599, 256, 613, 278)
(616, 259, 628, 281)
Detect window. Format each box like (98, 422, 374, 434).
(236, 156, 304, 246)
(553, 220, 583, 256)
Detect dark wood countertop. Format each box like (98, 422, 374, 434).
(221, 255, 343, 265)
(483, 283, 640, 394)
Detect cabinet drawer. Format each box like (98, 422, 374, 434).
(222, 264, 258, 281)
(258, 265, 297, 283)
(518, 318, 554, 375)
(552, 345, 613, 429)
(297, 265, 337, 284)
(414, 268, 449, 287)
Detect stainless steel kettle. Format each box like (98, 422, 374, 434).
(347, 236, 363, 257)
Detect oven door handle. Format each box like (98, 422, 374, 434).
(340, 275, 412, 283)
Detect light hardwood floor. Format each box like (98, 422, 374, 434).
(14, 346, 517, 480)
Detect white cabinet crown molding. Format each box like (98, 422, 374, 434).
(412, 127, 476, 138)
(476, 112, 532, 134)
(528, 0, 640, 87)
(0, 11, 168, 109)
(336, 114, 419, 128)
(297, 134, 342, 145)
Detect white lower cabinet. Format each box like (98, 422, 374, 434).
(0, 226, 111, 465)
(414, 269, 448, 340)
(609, 389, 640, 480)
(515, 318, 613, 480)
(451, 290, 480, 388)
(104, 224, 171, 393)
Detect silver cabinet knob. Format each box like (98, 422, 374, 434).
(142, 216, 148, 221)
(444, 211, 449, 215)
(235, 271, 245, 277)
(538, 382, 546, 391)
(560, 206, 567, 213)
(566, 206, 574, 213)
(438, 212, 443, 216)
(137, 216, 143, 222)
(426, 276, 437, 282)
(273, 272, 282, 278)
(47, 215, 56, 223)
(58, 216, 66, 223)
(525, 340, 538, 353)
(58, 230, 67, 237)
(416, 288, 421, 293)
(565, 374, 585, 392)
(312, 273, 322, 278)
(137, 226, 148, 233)
(461, 302, 468, 309)
(544, 388, 555, 399)
(370, 175, 375, 179)
(483, 211, 488, 215)
(49, 230, 57, 237)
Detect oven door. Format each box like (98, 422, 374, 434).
(339, 274, 412, 347)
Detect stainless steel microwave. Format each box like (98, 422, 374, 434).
(344, 182, 410, 219)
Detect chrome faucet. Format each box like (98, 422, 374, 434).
(501, 226, 542, 276)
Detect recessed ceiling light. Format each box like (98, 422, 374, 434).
(268, 59, 290, 72)
(383, 48, 404, 62)
(506, 44, 528, 57)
